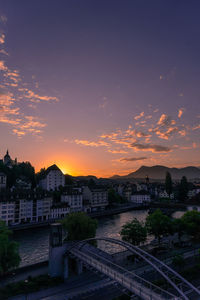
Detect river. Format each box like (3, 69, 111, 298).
(14, 209, 149, 267)
(14, 206, 199, 267)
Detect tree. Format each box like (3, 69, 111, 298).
(65, 174, 74, 185)
(108, 188, 123, 205)
(0, 220, 21, 275)
(61, 212, 98, 241)
(178, 176, 189, 202)
(180, 210, 200, 239)
(120, 218, 147, 246)
(172, 254, 185, 270)
(173, 218, 186, 242)
(146, 209, 172, 243)
(165, 172, 172, 198)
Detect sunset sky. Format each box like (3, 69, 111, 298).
(0, 0, 200, 177)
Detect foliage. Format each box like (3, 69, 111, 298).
(180, 210, 200, 239)
(172, 254, 185, 269)
(172, 218, 186, 241)
(178, 176, 189, 202)
(108, 188, 125, 205)
(0, 274, 63, 299)
(113, 295, 130, 300)
(120, 218, 147, 246)
(65, 174, 74, 185)
(0, 220, 20, 275)
(61, 212, 98, 241)
(165, 171, 172, 198)
(153, 263, 200, 288)
(146, 209, 172, 243)
(36, 168, 46, 183)
(0, 161, 36, 188)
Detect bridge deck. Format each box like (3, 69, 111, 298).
(69, 245, 178, 300)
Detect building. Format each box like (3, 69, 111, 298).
(39, 164, 65, 191)
(61, 189, 83, 212)
(0, 200, 15, 225)
(51, 203, 69, 219)
(0, 172, 6, 189)
(0, 191, 53, 225)
(83, 186, 108, 212)
(130, 191, 151, 204)
(2, 150, 17, 168)
(159, 190, 174, 200)
(188, 188, 200, 199)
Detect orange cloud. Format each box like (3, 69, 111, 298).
(0, 33, 5, 44)
(0, 60, 8, 71)
(192, 124, 200, 130)
(23, 89, 58, 102)
(178, 108, 185, 118)
(134, 111, 144, 120)
(75, 139, 109, 147)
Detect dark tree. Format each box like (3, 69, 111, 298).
(108, 188, 122, 205)
(178, 176, 189, 202)
(146, 209, 172, 243)
(0, 221, 21, 275)
(65, 174, 74, 185)
(36, 168, 46, 184)
(173, 218, 186, 242)
(165, 172, 173, 198)
(61, 212, 98, 241)
(181, 210, 200, 240)
(120, 218, 147, 246)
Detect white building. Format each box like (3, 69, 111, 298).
(188, 188, 200, 199)
(50, 204, 69, 219)
(159, 190, 174, 199)
(0, 192, 53, 225)
(34, 197, 52, 222)
(0, 172, 6, 189)
(0, 201, 15, 225)
(83, 186, 108, 212)
(39, 164, 65, 191)
(130, 191, 151, 204)
(61, 191, 83, 212)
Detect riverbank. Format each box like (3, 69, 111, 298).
(150, 202, 187, 209)
(9, 203, 149, 231)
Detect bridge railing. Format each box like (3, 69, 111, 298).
(69, 246, 179, 300)
(75, 237, 200, 299)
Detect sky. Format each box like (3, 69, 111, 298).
(0, 0, 200, 177)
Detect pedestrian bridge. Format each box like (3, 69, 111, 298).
(67, 237, 200, 300)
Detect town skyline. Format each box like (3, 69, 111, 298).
(0, 1, 200, 177)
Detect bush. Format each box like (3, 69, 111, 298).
(0, 274, 63, 299)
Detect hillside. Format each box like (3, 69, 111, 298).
(114, 165, 200, 180)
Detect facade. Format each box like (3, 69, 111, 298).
(0, 172, 6, 189)
(83, 186, 108, 212)
(61, 190, 83, 212)
(188, 188, 200, 199)
(130, 191, 151, 204)
(0, 192, 53, 225)
(51, 204, 69, 219)
(0, 201, 15, 225)
(39, 164, 65, 191)
(159, 190, 174, 199)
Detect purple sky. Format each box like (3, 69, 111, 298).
(0, 0, 200, 176)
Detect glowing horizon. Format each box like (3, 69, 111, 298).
(0, 1, 200, 177)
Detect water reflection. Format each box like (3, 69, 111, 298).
(14, 210, 149, 266)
